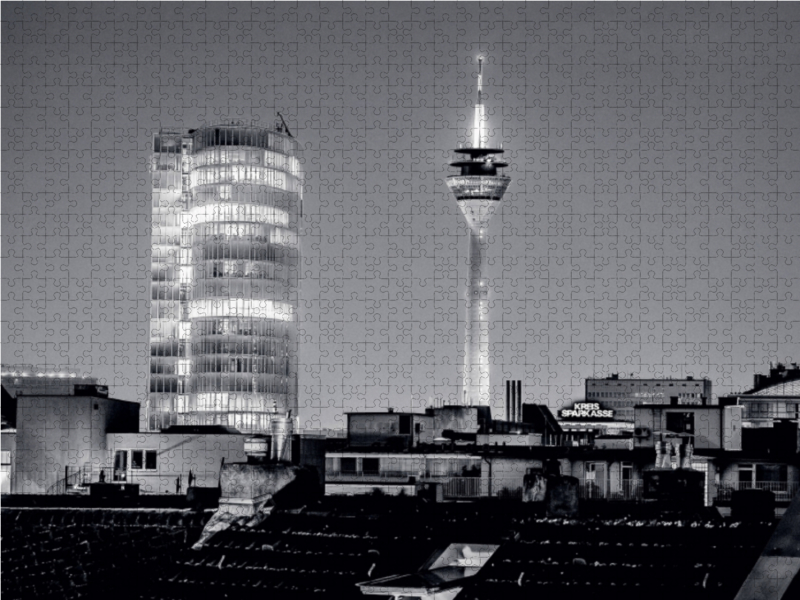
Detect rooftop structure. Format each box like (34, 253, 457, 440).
(1, 364, 98, 399)
(149, 121, 302, 434)
(446, 58, 510, 407)
(718, 362, 800, 426)
(750, 362, 800, 394)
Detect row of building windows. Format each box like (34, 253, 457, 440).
(190, 187, 299, 211)
(201, 260, 287, 279)
(187, 298, 294, 321)
(193, 392, 289, 412)
(152, 261, 283, 282)
(448, 176, 511, 201)
(590, 392, 702, 399)
(192, 244, 295, 262)
(191, 148, 301, 177)
(151, 357, 290, 376)
(192, 340, 288, 356)
(149, 374, 291, 394)
(189, 280, 288, 301)
(589, 382, 705, 388)
(192, 357, 290, 374)
(189, 165, 299, 192)
(191, 318, 289, 337)
(114, 449, 158, 472)
(184, 202, 290, 228)
(327, 456, 480, 477)
(743, 401, 800, 419)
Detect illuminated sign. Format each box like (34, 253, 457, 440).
(559, 402, 614, 420)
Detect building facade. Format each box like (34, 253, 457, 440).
(149, 122, 302, 433)
(11, 390, 140, 494)
(446, 59, 510, 407)
(585, 375, 713, 421)
(720, 362, 800, 427)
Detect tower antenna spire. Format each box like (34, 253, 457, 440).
(473, 57, 486, 149)
(477, 56, 483, 107)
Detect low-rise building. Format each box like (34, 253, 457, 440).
(1, 383, 325, 497)
(10, 385, 140, 494)
(586, 374, 713, 421)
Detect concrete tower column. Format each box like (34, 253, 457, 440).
(446, 58, 510, 407)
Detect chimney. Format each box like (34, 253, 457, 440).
(506, 380, 511, 422)
(270, 412, 294, 462)
(511, 380, 517, 422)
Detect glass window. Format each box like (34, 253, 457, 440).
(131, 450, 144, 470)
(738, 464, 754, 486)
(666, 412, 695, 435)
(756, 464, 787, 483)
(399, 415, 412, 434)
(621, 462, 633, 481)
(145, 450, 157, 470)
(363, 458, 380, 475)
(113, 450, 128, 482)
(341, 458, 357, 474)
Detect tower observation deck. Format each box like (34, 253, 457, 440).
(446, 58, 511, 407)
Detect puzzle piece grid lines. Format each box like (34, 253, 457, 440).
(1, 3, 799, 432)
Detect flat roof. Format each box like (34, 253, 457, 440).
(348, 411, 430, 417)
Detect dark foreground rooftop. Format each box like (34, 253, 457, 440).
(2, 498, 795, 600)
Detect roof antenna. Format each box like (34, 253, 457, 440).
(277, 112, 294, 138)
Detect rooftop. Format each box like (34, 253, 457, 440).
(2, 498, 795, 600)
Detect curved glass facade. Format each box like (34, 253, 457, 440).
(149, 125, 301, 433)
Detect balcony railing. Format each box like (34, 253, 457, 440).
(326, 470, 417, 482)
(716, 481, 800, 502)
(443, 477, 482, 498)
(326, 470, 473, 481)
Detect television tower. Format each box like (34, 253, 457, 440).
(446, 58, 511, 406)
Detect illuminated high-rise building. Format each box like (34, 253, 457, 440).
(149, 121, 301, 433)
(446, 59, 511, 406)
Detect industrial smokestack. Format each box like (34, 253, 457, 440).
(506, 379, 523, 422)
(506, 380, 511, 422)
(511, 381, 516, 422)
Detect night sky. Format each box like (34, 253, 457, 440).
(3, 2, 800, 429)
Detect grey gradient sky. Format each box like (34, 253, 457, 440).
(3, 2, 800, 429)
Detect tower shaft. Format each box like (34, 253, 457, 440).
(462, 224, 490, 405)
